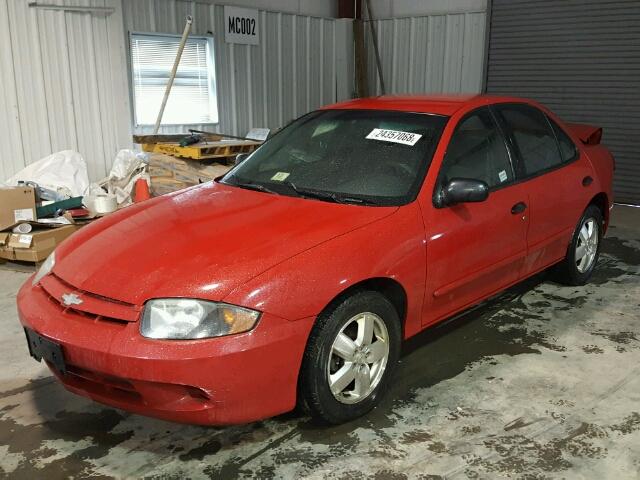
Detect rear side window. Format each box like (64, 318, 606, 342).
(548, 117, 578, 163)
(496, 105, 562, 176)
(440, 107, 514, 188)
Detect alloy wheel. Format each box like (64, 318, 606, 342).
(327, 312, 390, 404)
(575, 217, 599, 273)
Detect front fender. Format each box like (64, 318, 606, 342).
(223, 202, 427, 339)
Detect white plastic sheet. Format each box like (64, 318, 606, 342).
(82, 149, 149, 214)
(102, 149, 148, 207)
(2, 150, 90, 198)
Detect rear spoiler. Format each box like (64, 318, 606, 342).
(566, 123, 603, 145)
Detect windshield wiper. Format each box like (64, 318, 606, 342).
(337, 196, 380, 206)
(227, 180, 279, 195)
(227, 178, 379, 205)
(284, 183, 340, 203)
(284, 182, 379, 206)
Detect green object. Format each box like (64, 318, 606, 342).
(179, 134, 202, 147)
(36, 197, 84, 218)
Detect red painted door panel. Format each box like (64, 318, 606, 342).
(421, 186, 529, 326)
(522, 157, 593, 274)
(491, 103, 596, 276)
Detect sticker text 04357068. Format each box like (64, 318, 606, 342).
(366, 128, 422, 146)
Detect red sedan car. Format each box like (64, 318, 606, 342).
(18, 95, 614, 425)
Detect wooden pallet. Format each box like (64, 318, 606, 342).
(141, 140, 261, 161)
(147, 153, 232, 196)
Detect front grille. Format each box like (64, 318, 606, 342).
(39, 274, 140, 324)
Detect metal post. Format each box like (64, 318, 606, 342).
(364, 0, 385, 95)
(153, 16, 193, 134)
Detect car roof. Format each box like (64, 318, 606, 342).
(324, 94, 531, 116)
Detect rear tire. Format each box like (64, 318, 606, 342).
(299, 291, 401, 425)
(553, 204, 603, 286)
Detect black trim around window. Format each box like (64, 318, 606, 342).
(432, 102, 585, 209)
(489, 103, 581, 184)
(545, 114, 579, 164)
(432, 106, 518, 208)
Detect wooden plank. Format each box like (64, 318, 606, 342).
(353, 18, 369, 97)
(142, 141, 261, 161)
(132, 133, 224, 144)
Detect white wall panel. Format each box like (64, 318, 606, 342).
(5, 0, 52, 167)
(0, 0, 131, 182)
(0, 0, 24, 182)
(123, 2, 353, 138)
(0, 0, 350, 181)
(365, 11, 487, 96)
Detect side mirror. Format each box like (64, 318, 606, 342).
(441, 178, 489, 206)
(234, 153, 249, 165)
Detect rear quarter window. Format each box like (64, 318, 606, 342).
(548, 117, 578, 163)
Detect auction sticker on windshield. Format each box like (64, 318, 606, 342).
(366, 128, 422, 146)
(271, 172, 290, 181)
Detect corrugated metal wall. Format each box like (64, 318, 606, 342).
(365, 10, 487, 95)
(0, 0, 352, 182)
(486, 0, 640, 205)
(0, 0, 131, 182)
(0, 0, 488, 183)
(122, 1, 354, 137)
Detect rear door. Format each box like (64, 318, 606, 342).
(422, 107, 529, 325)
(492, 103, 593, 274)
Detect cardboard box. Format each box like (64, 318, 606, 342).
(0, 224, 80, 262)
(0, 187, 37, 231)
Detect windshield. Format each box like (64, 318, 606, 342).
(221, 109, 448, 206)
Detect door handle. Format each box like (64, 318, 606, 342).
(511, 202, 527, 214)
(582, 176, 593, 186)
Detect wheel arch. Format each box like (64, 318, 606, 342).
(319, 277, 408, 334)
(296, 277, 407, 416)
(589, 192, 609, 231)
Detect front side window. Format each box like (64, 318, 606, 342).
(439, 108, 514, 188)
(496, 104, 562, 176)
(222, 109, 447, 206)
(130, 33, 218, 125)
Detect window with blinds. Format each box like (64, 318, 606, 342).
(130, 33, 218, 126)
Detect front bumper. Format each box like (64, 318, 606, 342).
(17, 279, 314, 425)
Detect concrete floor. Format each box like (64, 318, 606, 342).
(1, 206, 639, 479)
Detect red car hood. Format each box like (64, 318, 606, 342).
(54, 182, 396, 305)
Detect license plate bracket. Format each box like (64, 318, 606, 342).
(24, 328, 66, 375)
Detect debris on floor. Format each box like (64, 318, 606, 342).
(134, 128, 267, 196)
(0, 129, 267, 265)
(0, 150, 136, 266)
(147, 153, 232, 196)
(2, 150, 90, 199)
(0, 185, 87, 265)
(0, 223, 81, 263)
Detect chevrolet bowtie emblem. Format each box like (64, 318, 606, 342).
(61, 293, 83, 306)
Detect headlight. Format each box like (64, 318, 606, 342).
(140, 298, 260, 340)
(32, 252, 55, 286)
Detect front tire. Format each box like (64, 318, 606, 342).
(299, 291, 401, 424)
(554, 204, 603, 285)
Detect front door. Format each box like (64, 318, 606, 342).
(421, 107, 529, 326)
